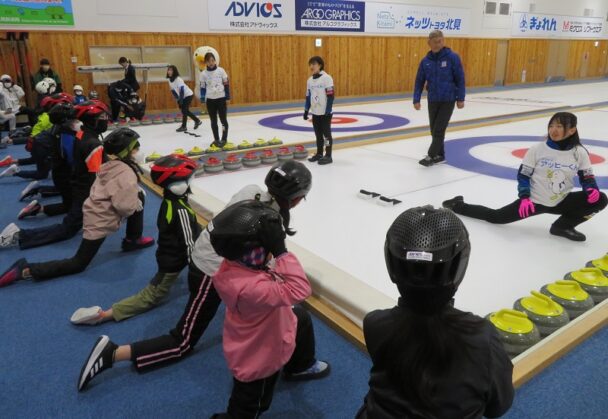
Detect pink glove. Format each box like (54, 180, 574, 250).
(587, 188, 600, 204)
(518, 198, 535, 219)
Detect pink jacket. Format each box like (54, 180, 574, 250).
(83, 160, 140, 240)
(213, 253, 312, 382)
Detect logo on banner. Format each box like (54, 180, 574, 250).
(295, 0, 365, 32)
(376, 11, 395, 29)
(225, 1, 283, 18)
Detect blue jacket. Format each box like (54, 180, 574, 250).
(413, 47, 465, 103)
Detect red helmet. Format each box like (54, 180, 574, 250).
(74, 100, 110, 121)
(40, 92, 74, 111)
(151, 154, 197, 188)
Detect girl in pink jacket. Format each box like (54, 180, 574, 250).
(209, 200, 330, 418)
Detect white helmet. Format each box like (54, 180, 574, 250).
(35, 80, 54, 95)
(42, 77, 57, 88)
(73, 85, 83, 93)
(1, 74, 12, 83)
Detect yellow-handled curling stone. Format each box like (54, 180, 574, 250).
(585, 254, 608, 276)
(486, 309, 541, 358)
(540, 280, 594, 319)
(563, 267, 608, 303)
(513, 291, 569, 338)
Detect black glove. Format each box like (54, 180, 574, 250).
(259, 216, 287, 257)
(303, 110, 309, 120)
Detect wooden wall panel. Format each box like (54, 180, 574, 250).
(505, 39, 550, 84)
(566, 40, 608, 79)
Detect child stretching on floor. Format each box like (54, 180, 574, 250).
(70, 154, 200, 324)
(208, 200, 330, 418)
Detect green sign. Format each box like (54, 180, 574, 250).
(0, 1, 74, 26)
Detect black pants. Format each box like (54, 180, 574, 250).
(312, 114, 333, 157)
(427, 101, 455, 158)
(206, 98, 228, 143)
(225, 306, 317, 419)
(15, 153, 51, 180)
(453, 191, 608, 228)
(17, 107, 38, 126)
(27, 207, 145, 280)
(110, 100, 123, 121)
(180, 96, 200, 128)
(130, 264, 222, 371)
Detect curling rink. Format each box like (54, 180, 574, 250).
(136, 80, 608, 322)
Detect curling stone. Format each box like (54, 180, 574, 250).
(205, 143, 223, 153)
(187, 146, 205, 157)
(586, 254, 608, 276)
(141, 116, 152, 125)
(129, 118, 141, 126)
(564, 268, 608, 303)
(194, 161, 205, 177)
(107, 122, 117, 131)
(145, 152, 162, 163)
(268, 136, 283, 146)
(540, 280, 594, 320)
(513, 291, 569, 338)
(486, 309, 541, 358)
(174, 113, 182, 123)
(118, 119, 129, 127)
(261, 149, 278, 164)
(223, 154, 243, 170)
(152, 115, 163, 124)
(163, 114, 175, 123)
(277, 147, 294, 161)
(238, 140, 253, 150)
(203, 157, 224, 173)
(253, 138, 267, 148)
(222, 142, 237, 151)
(293, 144, 309, 159)
(242, 151, 261, 167)
(173, 148, 186, 156)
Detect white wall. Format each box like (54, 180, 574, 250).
(3, 0, 607, 38)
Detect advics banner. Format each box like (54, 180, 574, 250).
(208, 1, 295, 32)
(365, 3, 470, 35)
(512, 12, 603, 38)
(295, 0, 365, 32)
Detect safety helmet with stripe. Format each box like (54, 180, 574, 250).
(151, 154, 198, 193)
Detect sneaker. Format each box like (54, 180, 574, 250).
(442, 196, 464, 211)
(432, 155, 446, 165)
(549, 225, 586, 242)
(77, 335, 118, 391)
(418, 156, 433, 167)
(18, 200, 42, 220)
(176, 126, 187, 133)
(0, 258, 28, 287)
(0, 223, 20, 248)
(193, 120, 202, 130)
(121, 236, 155, 252)
(318, 156, 333, 165)
(71, 306, 104, 325)
(283, 360, 331, 382)
(0, 155, 14, 167)
(0, 164, 20, 178)
(20, 181, 40, 201)
(308, 154, 322, 163)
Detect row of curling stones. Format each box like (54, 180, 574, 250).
(108, 111, 209, 129)
(204, 137, 284, 154)
(199, 147, 309, 174)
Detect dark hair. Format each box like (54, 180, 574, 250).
(376, 304, 485, 409)
(204, 52, 216, 63)
(40, 58, 50, 66)
(118, 57, 130, 65)
(308, 56, 325, 71)
(166, 65, 180, 82)
(548, 112, 581, 147)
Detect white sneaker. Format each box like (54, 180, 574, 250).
(0, 223, 20, 248)
(71, 306, 104, 325)
(0, 164, 20, 178)
(20, 181, 40, 201)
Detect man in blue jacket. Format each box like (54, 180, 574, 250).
(413, 30, 465, 167)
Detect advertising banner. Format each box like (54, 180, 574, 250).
(512, 12, 603, 38)
(208, 0, 295, 32)
(0, 0, 74, 26)
(295, 0, 365, 32)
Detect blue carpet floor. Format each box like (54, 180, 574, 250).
(0, 144, 606, 418)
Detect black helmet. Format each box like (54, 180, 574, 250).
(385, 206, 470, 312)
(103, 128, 140, 159)
(150, 154, 197, 188)
(209, 200, 283, 261)
(48, 102, 76, 125)
(264, 160, 312, 204)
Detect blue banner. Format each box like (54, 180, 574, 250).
(295, 0, 365, 32)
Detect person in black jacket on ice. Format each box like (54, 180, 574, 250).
(357, 206, 514, 419)
(119, 57, 139, 92)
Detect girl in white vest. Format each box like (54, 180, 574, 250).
(167, 65, 201, 133)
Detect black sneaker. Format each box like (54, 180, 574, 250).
(442, 196, 464, 210)
(176, 126, 187, 133)
(318, 156, 333, 165)
(193, 120, 202, 130)
(432, 155, 446, 165)
(419, 156, 433, 167)
(77, 335, 117, 391)
(308, 154, 322, 162)
(549, 225, 586, 242)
